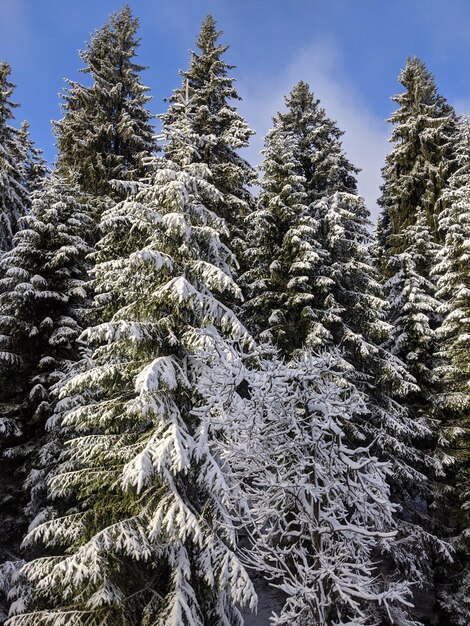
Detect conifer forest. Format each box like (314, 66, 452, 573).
(0, 6, 469, 626)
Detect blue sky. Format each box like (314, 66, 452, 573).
(1, 0, 470, 219)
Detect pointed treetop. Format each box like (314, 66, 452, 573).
(397, 56, 438, 102)
(79, 5, 145, 79)
(180, 14, 237, 102)
(161, 14, 255, 240)
(390, 56, 455, 132)
(54, 4, 156, 197)
(0, 62, 19, 126)
(276, 80, 359, 200)
(377, 56, 457, 254)
(196, 14, 223, 53)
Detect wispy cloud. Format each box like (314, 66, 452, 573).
(237, 38, 389, 222)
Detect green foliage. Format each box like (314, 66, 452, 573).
(161, 14, 255, 245)
(433, 117, 470, 622)
(242, 121, 327, 353)
(0, 177, 93, 619)
(6, 115, 255, 623)
(384, 210, 441, 403)
(378, 57, 457, 260)
(276, 80, 359, 202)
(54, 6, 156, 198)
(0, 63, 32, 253)
(0, 177, 93, 445)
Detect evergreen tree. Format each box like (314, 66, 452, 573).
(219, 347, 413, 625)
(434, 115, 470, 419)
(243, 85, 450, 623)
(54, 6, 156, 198)
(0, 63, 30, 253)
(16, 122, 48, 196)
(242, 122, 328, 353)
(276, 80, 359, 203)
(433, 116, 470, 624)
(6, 110, 256, 626)
(375, 59, 459, 620)
(161, 14, 255, 245)
(383, 210, 441, 408)
(0, 177, 94, 618)
(377, 57, 456, 260)
(242, 81, 360, 353)
(313, 193, 448, 593)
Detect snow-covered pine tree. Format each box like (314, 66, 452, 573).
(54, 5, 156, 199)
(276, 80, 359, 203)
(383, 209, 441, 412)
(242, 119, 329, 354)
(433, 116, 470, 624)
(243, 82, 449, 622)
(161, 14, 255, 250)
(0, 63, 30, 253)
(316, 190, 455, 621)
(242, 81, 361, 353)
(375, 59, 459, 618)
(6, 104, 256, 626)
(243, 87, 419, 463)
(314, 193, 437, 494)
(16, 122, 47, 196)
(377, 57, 457, 262)
(217, 348, 413, 625)
(0, 176, 94, 619)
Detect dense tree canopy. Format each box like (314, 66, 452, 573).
(0, 10, 468, 626)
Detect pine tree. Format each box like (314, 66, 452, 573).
(377, 57, 456, 260)
(375, 60, 459, 619)
(433, 116, 470, 624)
(0, 63, 30, 253)
(434, 115, 470, 419)
(242, 82, 360, 354)
(383, 210, 441, 407)
(54, 6, 156, 198)
(16, 122, 48, 196)
(243, 84, 450, 623)
(276, 80, 359, 203)
(242, 121, 328, 353)
(161, 14, 255, 246)
(6, 108, 256, 626)
(312, 192, 448, 591)
(0, 177, 94, 618)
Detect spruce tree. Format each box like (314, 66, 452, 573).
(383, 210, 441, 409)
(434, 115, 470, 420)
(0, 63, 30, 253)
(313, 192, 449, 595)
(0, 174, 92, 448)
(433, 116, 470, 624)
(276, 80, 359, 203)
(243, 85, 450, 623)
(376, 60, 459, 618)
(54, 6, 156, 198)
(242, 81, 360, 353)
(377, 57, 456, 260)
(0, 176, 94, 619)
(6, 106, 256, 626)
(16, 122, 48, 196)
(242, 121, 328, 353)
(161, 14, 255, 246)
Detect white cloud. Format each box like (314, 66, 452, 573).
(236, 38, 389, 222)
